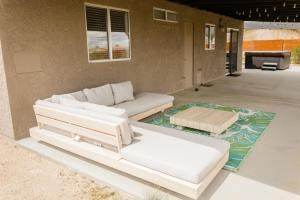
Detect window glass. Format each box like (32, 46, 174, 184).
(205, 25, 210, 49)
(85, 5, 131, 62)
(210, 26, 216, 49)
(86, 7, 109, 60)
(154, 9, 166, 20)
(110, 10, 130, 59)
(167, 11, 177, 22)
(153, 8, 178, 22)
(205, 24, 215, 50)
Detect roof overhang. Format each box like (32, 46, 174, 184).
(169, 0, 300, 22)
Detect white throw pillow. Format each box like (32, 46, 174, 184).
(59, 95, 85, 109)
(50, 95, 61, 103)
(50, 94, 75, 104)
(83, 84, 114, 106)
(111, 81, 135, 104)
(36, 100, 133, 144)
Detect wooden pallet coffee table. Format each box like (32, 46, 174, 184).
(170, 107, 239, 134)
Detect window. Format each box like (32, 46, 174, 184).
(85, 4, 130, 62)
(153, 7, 178, 23)
(205, 24, 216, 50)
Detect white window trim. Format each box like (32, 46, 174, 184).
(227, 27, 239, 32)
(153, 7, 178, 23)
(205, 23, 216, 51)
(84, 3, 131, 63)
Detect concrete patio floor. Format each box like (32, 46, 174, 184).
(13, 67, 300, 200)
(173, 67, 300, 199)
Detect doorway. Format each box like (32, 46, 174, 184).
(226, 29, 239, 75)
(183, 22, 194, 89)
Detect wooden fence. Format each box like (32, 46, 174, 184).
(243, 39, 300, 51)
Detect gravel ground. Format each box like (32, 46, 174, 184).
(0, 134, 130, 200)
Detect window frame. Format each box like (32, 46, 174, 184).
(153, 7, 178, 23)
(204, 23, 216, 51)
(84, 3, 131, 63)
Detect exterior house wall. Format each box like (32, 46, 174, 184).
(0, 41, 14, 138)
(0, 0, 243, 139)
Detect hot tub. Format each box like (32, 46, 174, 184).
(245, 51, 291, 70)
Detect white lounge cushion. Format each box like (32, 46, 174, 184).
(111, 81, 135, 104)
(35, 100, 132, 145)
(114, 93, 174, 117)
(83, 84, 115, 106)
(121, 121, 229, 183)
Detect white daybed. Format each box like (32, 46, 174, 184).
(30, 82, 229, 199)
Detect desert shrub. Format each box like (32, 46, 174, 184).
(144, 192, 167, 200)
(291, 46, 300, 64)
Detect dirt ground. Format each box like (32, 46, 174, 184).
(0, 134, 129, 200)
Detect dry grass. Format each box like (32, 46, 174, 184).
(0, 134, 130, 200)
(89, 186, 128, 200)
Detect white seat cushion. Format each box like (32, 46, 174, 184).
(114, 93, 174, 116)
(83, 84, 115, 106)
(121, 122, 229, 183)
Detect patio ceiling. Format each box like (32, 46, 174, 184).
(169, 0, 300, 22)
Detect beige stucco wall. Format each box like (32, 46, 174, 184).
(0, 40, 14, 138)
(0, 0, 243, 139)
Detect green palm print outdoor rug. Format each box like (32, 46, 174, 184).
(143, 102, 276, 172)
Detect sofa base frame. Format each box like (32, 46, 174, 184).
(129, 102, 173, 121)
(30, 127, 228, 199)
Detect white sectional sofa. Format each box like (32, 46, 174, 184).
(30, 81, 230, 199)
(48, 81, 174, 121)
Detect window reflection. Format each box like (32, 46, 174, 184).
(88, 31, 109, 60)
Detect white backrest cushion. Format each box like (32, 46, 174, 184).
(111, 81, 135, 104)
(83, 84, 114, 106)
(69, 91, 88, 102)
(35, 100, 132, 145)
(84, 103, 134, 139)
